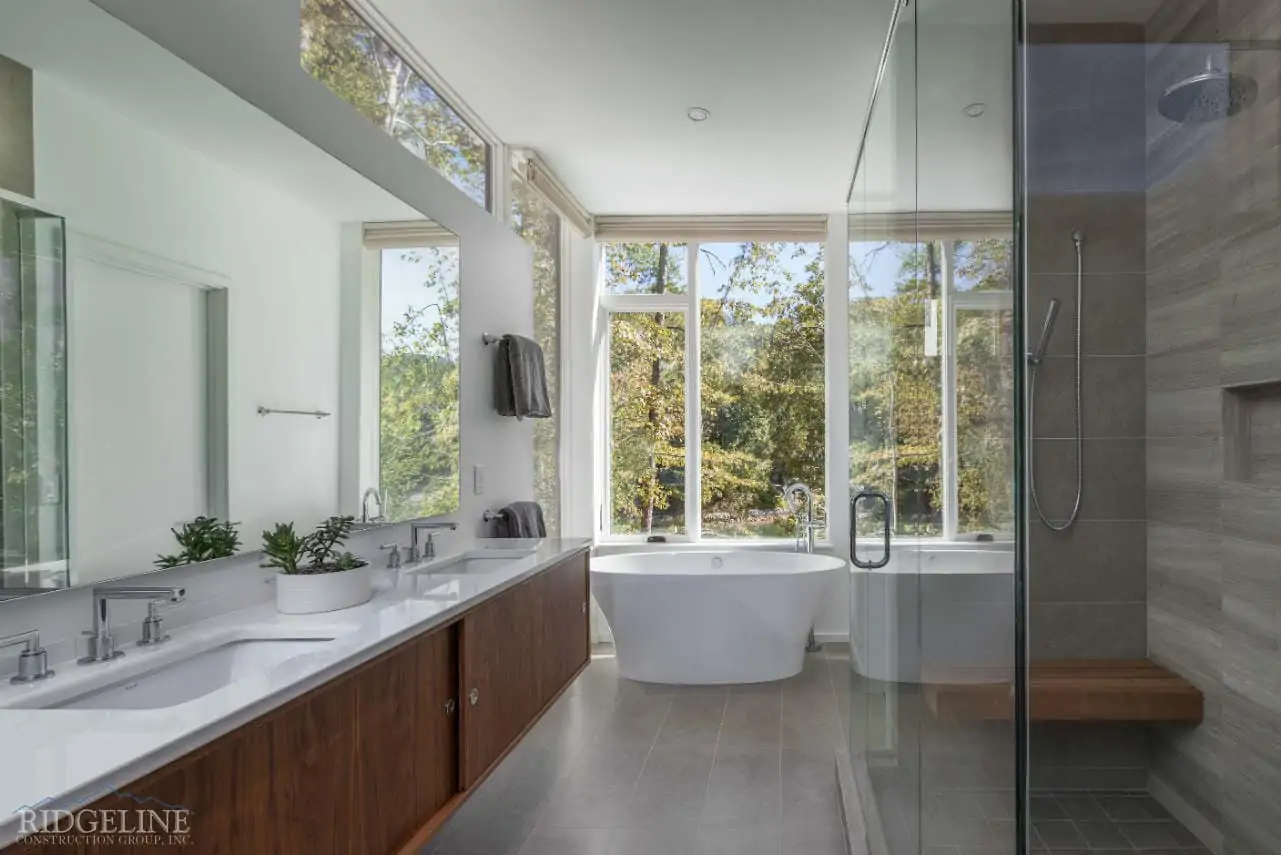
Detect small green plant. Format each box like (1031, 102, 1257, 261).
(261, 515, 366, 575)
(156, 516, 242, 569)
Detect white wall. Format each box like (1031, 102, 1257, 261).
(94, 0, 538, 535)
(35, 75, 343, 578)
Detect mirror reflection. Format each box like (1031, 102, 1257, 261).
(0, 7, 459, 600)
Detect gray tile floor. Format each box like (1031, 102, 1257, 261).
(423, 644, 852, 855)
(1028, 792, 1211, 854)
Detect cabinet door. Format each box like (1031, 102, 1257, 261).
(539, 553, 591, 705)
(460, 579, 541, 788)
(560, 553, 591, 689)
(266, 673, 358, 855)
(356, 643, 420, 854)
(416, 624, 460, 820)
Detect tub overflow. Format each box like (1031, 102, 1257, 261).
(711, 556, 724, 569)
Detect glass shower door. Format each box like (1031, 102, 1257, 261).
(844, 1, 1020, 853)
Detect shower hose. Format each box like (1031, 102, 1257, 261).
(1029, 231, 1084, 532)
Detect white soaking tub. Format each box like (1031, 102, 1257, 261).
(591, 550, 843, 685)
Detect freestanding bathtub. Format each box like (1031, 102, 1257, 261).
(591, 550, 843, 684)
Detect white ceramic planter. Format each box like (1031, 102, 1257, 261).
(275, 565, 372, 614)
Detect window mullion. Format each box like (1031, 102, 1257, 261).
(941, 240, 958, 541)
(686, 241, 702, 541)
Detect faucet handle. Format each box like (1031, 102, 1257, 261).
(0, 630, 55, 684)
(138, 600, 173, 647)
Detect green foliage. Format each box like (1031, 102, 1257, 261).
(261, 516, 367, 575)
(260, 522, 306, 575)
(378, 248, 460, 522)
(155, 516, 242, 569)
(300, 0, 487, 206)
(605, 241, 827, 537)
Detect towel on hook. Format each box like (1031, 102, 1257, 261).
(494, 502, 547, 538)
(493, 334, 552, 420)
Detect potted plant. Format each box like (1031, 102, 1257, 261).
(264, 516, 372, 614)
(155, 516, 243, 568)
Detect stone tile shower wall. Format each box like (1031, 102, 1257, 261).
(1025, 23, 1150, 796)
(1145, 1, 1281, 853)
(1026, 26, 1149, 663)
(1019, 25, 1152, 794)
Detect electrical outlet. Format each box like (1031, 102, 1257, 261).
(473, 465, 484, 495)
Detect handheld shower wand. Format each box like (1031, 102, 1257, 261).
(1029, 299, 1062, 366)
(1028, 231, 1085, 532)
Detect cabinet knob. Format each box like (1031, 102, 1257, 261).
(444, 698, 457, 715)
(468, 687, 480, 706)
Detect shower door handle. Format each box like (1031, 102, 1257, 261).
(850, 489, 892, 569)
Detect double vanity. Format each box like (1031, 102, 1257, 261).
(0, 538, 591, 854)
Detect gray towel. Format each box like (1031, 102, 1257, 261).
(495, 502, 547, 538)
(493, 334, 552, 420)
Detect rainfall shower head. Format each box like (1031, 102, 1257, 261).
(1029, 298, 1061, 367)
(1158, 55, 1258, 123)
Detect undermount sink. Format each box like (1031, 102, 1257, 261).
(422, 558, 513, 576)
(47, 637, 335, 711)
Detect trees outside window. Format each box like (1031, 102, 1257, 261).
(603, 240, 825, 539)
(301, 0, 489, 208)
(378, 247, 460, 521)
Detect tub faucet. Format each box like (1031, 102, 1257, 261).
(785, 482, 819, 554)
(784, 482, 823, 652)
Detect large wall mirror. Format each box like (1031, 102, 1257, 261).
(0, 1, 460, 601)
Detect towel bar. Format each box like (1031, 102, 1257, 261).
(482, 509, 499, 522)
(257, 406, 331, 419)
(482, 333, 502, 346)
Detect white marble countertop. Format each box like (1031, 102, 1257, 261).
(0, 537, 590, 847)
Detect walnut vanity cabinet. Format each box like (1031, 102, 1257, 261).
(6, 550, 589, 855)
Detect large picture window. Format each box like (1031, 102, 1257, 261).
(301, 0, 490, 208)
(602, 240, 826, 541)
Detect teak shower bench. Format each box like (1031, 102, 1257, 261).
(923, 659, 1204, 722)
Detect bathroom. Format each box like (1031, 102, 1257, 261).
(0, 0, 1278, 853)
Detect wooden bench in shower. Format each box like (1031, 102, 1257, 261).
(923, 659, 1204, 723)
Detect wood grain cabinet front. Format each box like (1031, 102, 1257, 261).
(5, 551, 589, 855)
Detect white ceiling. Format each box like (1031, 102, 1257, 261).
(373, 0, 896, 215)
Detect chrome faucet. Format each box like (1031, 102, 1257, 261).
(785, 482, 820, 554)
(784, 482, 824, 653)
(80, 585, 185, 665)
(361, 487, 385, 524)
(0, 630, 54, 684)
(409, 521, 457, 563)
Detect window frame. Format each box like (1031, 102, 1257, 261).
(598, 239, 828, 545)
(360, 230, 463, 521)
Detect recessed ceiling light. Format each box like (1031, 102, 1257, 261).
(963, 102, 986, 118)
(686, 106, 711, 122)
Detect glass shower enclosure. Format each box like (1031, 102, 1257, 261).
(846, 1, 1281, 854)
(844, 1, 1018, 853)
